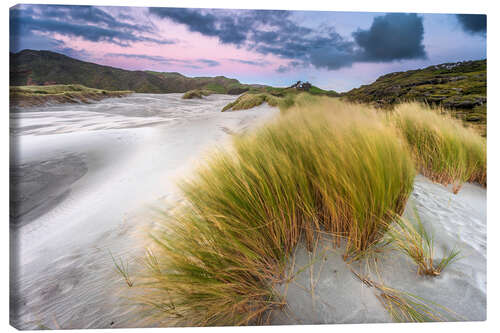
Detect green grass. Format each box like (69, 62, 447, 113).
(109, 250, 134, 287)
(201, 83, 226, 94)
(386, 205, 460, 276)
(10, 84, 117, 95)
(221, 93, 281, 112)
(181, 89, 214, 99)
(391, 102, 486, 189)
(342, 59, 486, 134)
(137, 99, 416, 325)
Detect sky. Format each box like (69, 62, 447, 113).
(9, 5, 486, 92)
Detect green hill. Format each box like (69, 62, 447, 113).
(343, 60, 486, 133)
(10, 50, 263, 94)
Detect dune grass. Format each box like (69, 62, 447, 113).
(130, 98, 485, 325)
(10, 84, 132, 107)
(109, 250, 134, 287)
(386, 205, 460, 276)
(221, 92, 280, 112)
(391, 103, 486, 190)
(181, 89, 214, 99)
(138, 100, 415, 325)
(374, 283, 458, 322)
(350, 268, 458, 322)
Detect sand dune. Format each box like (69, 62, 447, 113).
(10, 93, 278, 329)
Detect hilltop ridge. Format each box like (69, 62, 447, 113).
(10, 50, 264, 94)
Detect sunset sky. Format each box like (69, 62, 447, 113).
(10, 4, 486, 91)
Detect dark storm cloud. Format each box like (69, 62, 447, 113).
(149, 7, 289, 45)
(353, 13, 426, 62)
(456, 14, 486, 35)
(150, 8, 427, 71)
(10, 4, 174, 51)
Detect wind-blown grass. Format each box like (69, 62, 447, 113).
(386, 205, 460, 276)
(109, 250, 134, 287)
(131, 98, 485, 325)
(374, 283, 458, 322)
(391, 103, 486, 190)
(138, 101, 415, 326)
(221, 93, 280, 111)
(350, 268, 458, 322)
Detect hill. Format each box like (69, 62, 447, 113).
(343, 60, 486, 133)
(10, 50, 262, 94)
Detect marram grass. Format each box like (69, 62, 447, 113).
(391, 102, 486, 191)
(137, 101, 416, 326)
(127, 99, 485, 326)
(386, 205, 460, 276)
(221, 92, 280, 111)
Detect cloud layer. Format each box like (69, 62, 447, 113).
(456, 14, 486, 35)
(150, 8, 427, 71)
(10, 4, 174, 53)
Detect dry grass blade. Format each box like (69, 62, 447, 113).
(374, 283, 460, 322)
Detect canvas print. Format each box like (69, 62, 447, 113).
(9, 4, 487, 329)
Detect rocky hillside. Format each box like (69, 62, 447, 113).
(344, 60, 486, 131)
(10, 50, 262, 94)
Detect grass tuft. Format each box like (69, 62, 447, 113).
(386, 205, 460, 276)
(375, 283, 458, 322)
(391, 102, 486, 190)
(182, 89, 214, 99)
(132, 99, 484, 325)
(110, 250, 134, 287)
(221, 93, 280, 111)
(138, 99, 415, 325)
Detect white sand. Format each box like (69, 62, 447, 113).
(270, 175, 486, 324)
(10, 93, 278, 329)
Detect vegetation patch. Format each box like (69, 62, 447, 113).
(221, 93, 281, 111)
(135, 100, 415, 325)
(391, 102, 486, 189)
(10, 84, 132, 107)
(343, 60, 487, 135)
(181, 89, 215, 99)
(386, 206, 460, 276)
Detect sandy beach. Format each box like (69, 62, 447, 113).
(10, 93, 278, 329)
(9, 93, 486, 329)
